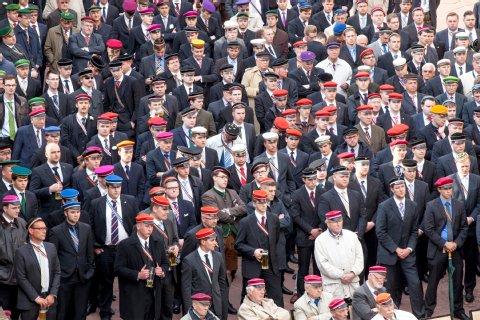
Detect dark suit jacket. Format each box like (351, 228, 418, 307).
(12, 125, 45, 167)
(14, 242, 61, 310)
(69, 88, 103, 118)
(60, 113, 97, 161)
(69, 32, 105, 73)
(349, 175, 387, 223)
(435, 153, 479, 180)
(401, 92, 425, 116)
(339, 44, 367, 69)
(289, 66, 323, 98)
(376, 112, 413, 141)
(145, 148, 177, 186)
(449, 173, 480, 236)
(90, 194, 138, 247)
(41, 91, 71, 123)
(255, 152, 296, 198)
(86, 135, 122, 165)
(276, 8, 298, 33)
(235, 212, 280, 277)
(113, 162, 145, 207)
(213, 57, 245, 83)
(172, 84, 203, 113)
(431, 137, 475, 164)
(377, 52, 412, 77)
(435, 92, 468, 119)
(111, 14, 141, 50)
(49, 221, 95, 282)
(347, 13, 372, 35)
(227, 164, 253, 193)
(4, 188, 38, 222)
(352, 283, 387, 320)
(425, 75, 464, 97)
(279, 148, 309, 188)
(15, 77, 42, 102)
(317, 188, 367, 239)
(13, 24, 42, 67)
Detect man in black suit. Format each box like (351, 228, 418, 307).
(347, 0, 371, 34)
(376, 93, 413, 141)
(114, 213, 169, 320)
(69, 17, 105, 74)
(423, 177, 469, 320)
(8, 166, 38, 222)
(435, 77, 468, 119)
(145, 131, 176, 186)
(287, 3, 314, 43)
(290, 51, 324, 98)
(213, 42, 245, 83)
(351, 266, 387, 320)
(90, 175, 138, 320)
(376, 177, 425, 318)
(378, 140, 408, 196)
(435, 133, 479, 179)
(311, 0, 334, 31)
(103, 60, 140, 138)
(86, 115, 122, 166)
(29, 143, 73, 219)
(190, 126, 219, 169)
(14, 59, 41, 101)
(417, 105, 448, 160)
(182, 227, 228, 319)
(227, 144, 253, 193)
(111, 2, 141, 51)
(14, 217, 61, 320)
(49, 201, 95, 320)
(42, 70, 71, 124)
(377, 33, 412, 78)
(235, 189, 283, 307)
(317, 166, 367, 239)
(290, 168, 325, 296)
(339, 29, 366, 69)
(113, 141, 145, 208)
(183, 39, 218, 93)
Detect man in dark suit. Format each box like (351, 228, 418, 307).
(14, 217, 61, 320)
(49, 201, 95, 320)
(346, 0, 371, 34)
(42, 71, 71, 124)
(86, 115, 122, 166)
(351, 266, 387, 320)
(290, 168, 325, 296)
(378, 140, 409, 196)
(376, 93, 413, 141)
(0, 26, 28, 65)
(89, 175, 138, 320)
(14, 60, 42, 101)
(153, 0, 177, 45)
(235, 189, 283, 307)
(377, 34, 412, 78)
(213, 45, 246, 84)
(29, 143, 73, 219)
(14, 10, 42, 70)
(145, 132, 176, 188)
(169, 0, 194, 30)
(183, 39, 218, 93)
(423, 177, 469, 320)
(317, 166, 367, 238)
(276, 0, 298, 33)
(111, 3, 141, 50)
(287, 3, 314, 43)
(425, 60, 464, 97)
(7, 166, 38, 222)
(311, 0, 334, 32)
(375, 177, 425, 318)
(12, 108, 46, 167)
(69, 17, 105, 73)
(227, 144, 253, 193)
(289, 51, 324, 98)
(114, 213, 169, 320)
(280, 129, 309, 188)
(435, 133, 479, 179)
(435, 77, 468, 119)
(339, 29, 366, 69)
(416, 105, 449, 160)
(68, 69, 104, 119)
(182, 227, 228, 319)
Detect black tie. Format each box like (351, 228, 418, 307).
(52, 166, 61, 182)
(125, 165, 130, 177)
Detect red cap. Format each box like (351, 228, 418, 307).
(304, 275, 323, 284)
(315, 110, 330, 117)
(75, 93, 91, 101)
(103, 112, 118, 120)
(195, 227, 216, 240)
(329, 298, 348, 310)
(149, 186, 165, 196)
(201, 206, 219, 215)
(273, 89, 288, 97)
(139, 8, 155, 14)
(412, 6, 423, 13)
(282, 109, 297, 117)
(337, 152, 355, 159)
(247, 278, 265, 286)
(273, 117, 289, 130)
(148, 117, 167, 126)
(369, 265, 387, 274)
(95, 165, 114, 176)
(295, 98, 313, 106)
(357, 105, 373, 111)
(379, 84, 395, 91)
(156, 132, 174, 140)
(434, 177, 454, 187)
(324, 106, 337, 113)
(183, 10, 198, 17)
(323, 81, 337, 88)
(293, 40, 308, 47)
(151, 195, 170, 206)
(388, 92, 403, 100)
(360, 49, 374, 59)
(355, 72, 370, 79)
(389, 139, 408, 147)
(387, 124, 408, 136)
(367, 93, 381, 100)
(122, 0, 137, 12)
(286, 128, 302, 137)
(106, 39, 122, 49)
(97, 115, 112, 123)
(252, 190, 268, 200)
(259, 177, 275, 184)
(81, 16, 95, 23)
(370, 6, 385, 14)
(29, 108, 46, 117)
(191, 293, 212, 302)
(135, 213, 154, 223)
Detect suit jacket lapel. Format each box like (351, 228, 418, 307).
(62, 223, 77, 252)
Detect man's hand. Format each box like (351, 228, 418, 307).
(172, 244, 180, 255)
(254, 249, 263, 261)
(340, 83, 349, 91)
(31, 70, 39, 78)
(396, 248, 409, 259)
(35, 297, 49, 309)
(366, 221, 375, 232)
(444, 242, 457, 252)
(155, 263, 164, 277)
(310, 228, 321, 238)
(138, 265, 150, 280)
(418, 229, 424, 236)
(94, 248, 104, 255)
(341, 272, 355, 284)
(49, 183, 62, 193)
(145, 77, 153, 85)
(46, 295, 55, 307)
(467, 217, 474, 225)
(76, 155, 83, 165)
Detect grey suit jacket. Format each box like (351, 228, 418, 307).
(355, 124, 386, 154)
(352, 283, 386, 320)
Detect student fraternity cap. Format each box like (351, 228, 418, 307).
(431, 105, 448, 114)
(402, 159, 417, 168)
(148, 117, 167, 127)
(455, 31, 469, 39)
(151, 195, 170, 206)
(136, 213, 154, 224)
(230, 144, 247, 156)
(28, 97, 45, 107)
(326, 42, 341, 50)
(337, 152, 355, 159)
(202, 1, 216, 13)
(5, 4, 19, 11)
(360, 49, 374, 59)
(315, 136, 331, 145)
(286, 128, 302, 137)
(29, 109, 46, 118)
(191, 293, 212, 302)
(105, 175, 123, 184)
(325, 210, 342, 220)
(201, 206, 219, 215)
(388, 177, 404, 186)
(262, 132, 279, 141)
(252, 190, 268, 200)
(192, 39, 205, 49)
(296, 98, 313, 107)
(122, 0, 137, 12)
(14, 59, 30, 68)
(11, 166, 31, 177)
(392, 58, 407, 68)
(331, 165, 350, 175)
(455, 152, 469, 162)
(375, 293, 394, 305)
(300, 51, 315, 62)
(247, 278, 265, 286)
(195, 227, 217, 240)
(343, 127, 359, 136)
(0, 26, 13, 37)
(355, 72, 370, 80)
(388, 93, 403, 101)
(155, 132, 173, 140)
(272, 89, 288, 99)
(443, 76, 459, 83)
(211, 166, 230, 177)
(62, 200, 81, 210)
(357, 105, 373, 112)
(2, 195, 20, 205)
(304, 275, 323, 284)
(302, 167, 317, 179)
(293, 40, 308, 48)
(82, 146, 102, 158)
(273, 117, 288, 131)
(60, 188, 79, 200)
(116, 140, 135, 150)
(81, 16, 95, 23)
(437, 59, 451, 67)
(329, 299, 348, 310)
(95, 165, 114, 177)
(370, 6, 384, 14)
(333, 23, 346, 35)
(224, 123, 240, 136)
(315, 110, 330, 118)
(60, 11, 74, 20)
(434, 177, 454, 187)
(410, 139, 426, 148)
(389, 139, 408, 148)
(369, 265, 387, 274)
(106, 39, 123, 50)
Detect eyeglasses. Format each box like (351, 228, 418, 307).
(83, 76, 93, 80)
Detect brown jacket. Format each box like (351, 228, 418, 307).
(0, 93, 28, 132)
(202, 188, 246, 226)
(44, 25, 80, 71)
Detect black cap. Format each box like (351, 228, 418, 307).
(117, 53, 133, 61)
(343, 127, 359, 136)
(302, 167, 317, 178)
(317, 73, 333, 82)
(410, 138, 426, 148)
(178, 146, 202, 156)
(403, 73, 418, 80)
(78, 69, 93, 77)
(271, 58, 288, 67)
(354, 155, 369, 162)
(172, 157, 189, 167)
(184, 26, 199, 32)
(90, 56, 105, 69)
(402, 159, 417, 167)
(251, 157, 269, 174)
(224, 123, 240, 136)
(181, 107, 196, 116)
(220, 63, 234, 71)
(165, 53, 179, 61)
(58, 58, 73, 66)
(263, 71, 279, 79)
(180, 66, 196, 73)
(331, 165, 349, 175)
(109, 60, 122, 68)
(451, 132, 466, 141)
(256, 51, 271, 59)
(211, 166, 230, 177)
(309, 158, 326, 170)
(388, 177, 405, 186)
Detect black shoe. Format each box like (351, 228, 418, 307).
(86, 303, 96, 315)
(284, 266, 294, 274)
(403, 286, 410, 295)
(282, 286, 293, 295)
(288, 254, 298, 264)
(173, 304, 181, 314)
(454, 312, 470, 320)
(466, 292, 474, 303)
(228, 303, 237, 314)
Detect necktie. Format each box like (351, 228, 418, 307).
(115, 80, 121, 89)
(128, 18, 132, 30)
(82, 117, 87, 126)
(261, 216, 266, 228)
(52, 166, 61, 182)
(205, 254, 213, 278)
(268, 46, 275, 57)
(69, 225, 79, 252)
(310, 190, 315, 204)
(427, 116, 432, 122)
(7, 102, 15, 140)
(326, 14, 331, 23)
(158, 221, 165, 231)
(64, 80, 70, 94)
(270, 157, 278, 180)
(20, 192, 26, 213)
(393, 115, 398, 125)
(34, 244, 49, 292)
(398, 202, 405, 220)
(239, 167, 247, 185)
(85, 35, 90, 46)
(302, 121, 307, 128)
(382, 44, 388, 54)
(395, 165, 402, 176)
(332, 63, 336, 71)
(364, 127, 371, 144)
(188, 129, 194, 147)
(360, 181, 367, 198)
(223, 148, 232, 167)
(443, 201, 453, 241)
(52, 95, 59, 113)
(314, 298, 319, 306)
(459, 66, 463, 75)
(111, 200, 119, 245)
(172, 201, 180, 223)
(363, 93, 368, 103)
(340, 191, 350, 217)
(125, 165, 130, 177)
(282, 12, 286, 27)
(470, 32, 474, 43)
(408, 184, 414, 200)
(462, 177, 468, 199)
(92, 174, 98, 185)
(102, 6, 106, 19)
(175, 3, 180, 16)
(63, 30, 69, 44)
(164, 153, 171, 169)
(36, 129, 41, 147)
(350, 48, 356, 61)
(104, 138, 109, 151)
(302, 19, 306, 27)
(393, 54, 398, 60)
(290, 151, 296, 166)
(350, 147, 355, 154)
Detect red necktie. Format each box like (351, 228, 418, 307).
(239, 167, 247, 185)
(115, 81, 121, 89)
(261, 216, 266, 228)
(310, 191, 315, 204)
(85, 35, 90, 45)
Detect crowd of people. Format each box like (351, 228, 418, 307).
(0, 0, 479, 319)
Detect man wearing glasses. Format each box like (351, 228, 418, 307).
(351, 266, 387, 320)
(68, 69, 103, 118)
(423, 177, 469, 320)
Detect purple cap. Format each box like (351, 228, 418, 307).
(122, 0, 137, 12)
(139, 8, 154, 14)
(147, 24, 161, 32)
(95, 165, 114, 177)
(237, 0, 250, 5)
(203, 0, 216, 13)
(156, 132, 174, 140)
(3, 195, 20, 204)
(87, 146, 102, 153)
(300, 51, 315, 62)
(183, 10, 198, 17)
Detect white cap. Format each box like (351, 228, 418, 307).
(231, 143, 247, 153)
(224, 20, 239, 29)
(453, 46, 466, 54)
(437, 58, 451, 66)
(315, 135, 331, 145)
(357, 65, 371, 72)
(191, 126, 207, 134)
(392, 57, 407, 67)
(455, 31, 468, 39)
(251, 38, 266, 45)
(262, 132, 279, 141)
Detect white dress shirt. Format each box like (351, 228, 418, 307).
(105, 195, 128, 245)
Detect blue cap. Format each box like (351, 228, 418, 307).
(62, 200, 81, 210)
(298, 1, 312, 9)
(105, 175, 123, 184)
(236, 0, 250, 5)
(326, 41, 341, 49)
(420, 95, 436, 103)
(473, 84, 480, 91)
(11, 166, 32, 176)
(60, 188, 79, 200)
(44, 126, 61, 133)
(333, 23, 347, 35)
(334, 9, 346, 15)
(300, 51, 315, 62)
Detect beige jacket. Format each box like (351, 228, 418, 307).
(44, 25, 80, 71)
(293, 291, 334, 320)
(238, 296, 291, 320)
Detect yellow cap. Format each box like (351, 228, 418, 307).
(191, 39, 205, 49)
(116, 140, 135, 149)
(431, 105, 447, 115)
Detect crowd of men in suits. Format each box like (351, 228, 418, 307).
(2, 0, 480, 318)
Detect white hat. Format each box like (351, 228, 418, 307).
(455, 31, 468, 39)
(231, 143, 247, 153)
(224, 20, 239, 29)
(357, 65, 371, 72)
(437, 58, 451, 67)
(251, 38, 266, 45)
(262, 132, 279, 141)
(315, 135, 331, 145)
(191, 126, 207, 134)
(392, 57, 407, 67)
(453, 46, 466, 54)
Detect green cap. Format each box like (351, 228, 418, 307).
(0, 26, 13, 37)
(237, 13, 249, 19)
(265, 9, 278, 16)
(17, 8, 31, 15)
(28, 4, 39, 11)
(14, 59, 30, 68)
(5, 3, 20, 11)
(0, 160, 19, 166)
(28, 97, 46, 106)
(443, 76, 459, 84)
(60, 11, 74, 21)
(0, 70, 6, 77)
(11, 166, 32, 177)
(227, 40, 240, 47)
(88, 4, 101, 12)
